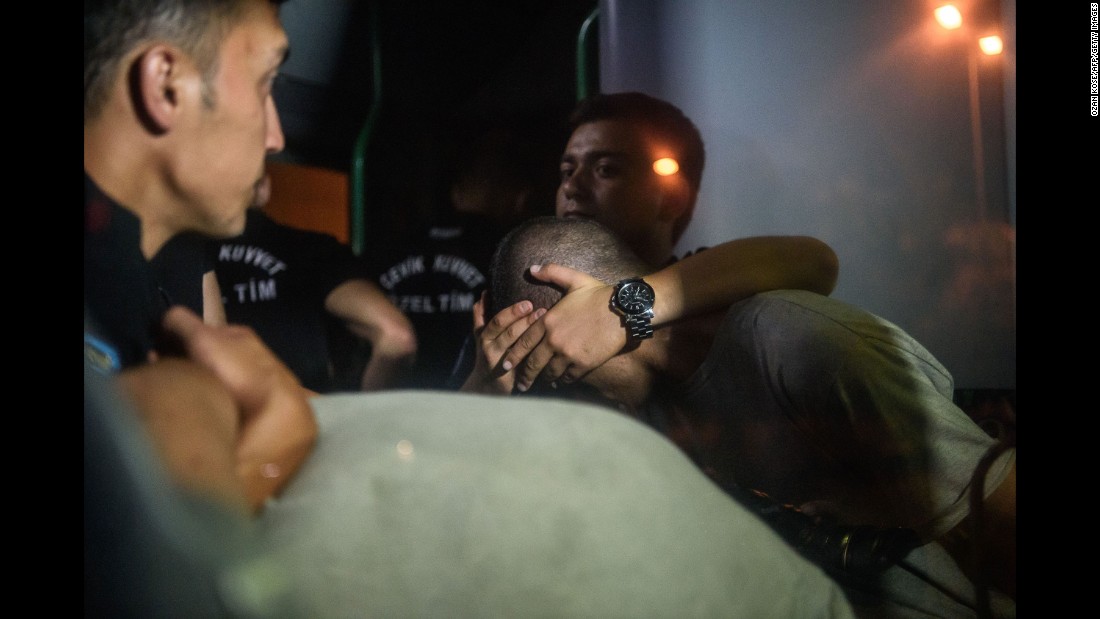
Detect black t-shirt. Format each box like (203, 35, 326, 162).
(213, 209, 360, 392)
(366, 212, 506, 390)
(150, 231, 217, 316)
(84, 173, 168, 372)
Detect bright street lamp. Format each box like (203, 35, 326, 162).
(978, 35, 1004, 56)
(935, 4, 1003, 218)
(934, 4, 962, 30)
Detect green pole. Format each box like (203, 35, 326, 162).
(576, 6, 599, 101)
(350, 1, 383, 257)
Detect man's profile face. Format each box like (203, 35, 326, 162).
(175, 0, 288, 238)
(556, 119, 671, 263)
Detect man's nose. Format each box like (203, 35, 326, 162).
(266, 96, 286, 154)
(560, 168, 587, 199)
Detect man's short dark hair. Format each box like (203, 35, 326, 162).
(568, 92, 706, 243)
(487, 216, 649, 317)
(84, 0, 288, 121)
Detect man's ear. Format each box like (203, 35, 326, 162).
(130, 45, 186, 135)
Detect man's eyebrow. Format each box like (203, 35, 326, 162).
(563, 149, 631, 163)
(588, 150, 629, 160)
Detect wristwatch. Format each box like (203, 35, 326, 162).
(611, 278, 656, 340)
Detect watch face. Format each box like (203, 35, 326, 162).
(616, 281, 655, 314)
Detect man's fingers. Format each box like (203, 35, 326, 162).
(487, 308, 541, 353)
(559, 365, 585, 385)
(160, 306, 205, 339)
(500, 315, 546, 371)
(541, 357, 574, 384)
(509, 310, 553, 390)
(529, 263, 590, 291)
(471, 292, 488, 331)
(481, 300, 533, 340)
(513, 343, 554, 392)
(157, 306, 208, 357)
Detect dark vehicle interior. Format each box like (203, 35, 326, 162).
(270, 0, 598, 255)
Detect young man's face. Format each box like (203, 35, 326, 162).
(555, 119, 676, 265)
(174, 0, 288, 238)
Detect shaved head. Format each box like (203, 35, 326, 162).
(487, 216, 649, 317)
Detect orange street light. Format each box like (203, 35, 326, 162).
(652, 157, 680, 176)
(934, 4, 963, 30)
(978, 35, 1004, 55)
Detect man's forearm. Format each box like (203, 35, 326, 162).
(648, 236, 838, 327)
(116, 359, 249, 514)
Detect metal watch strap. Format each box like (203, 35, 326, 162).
(624, 311, 655, 340)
